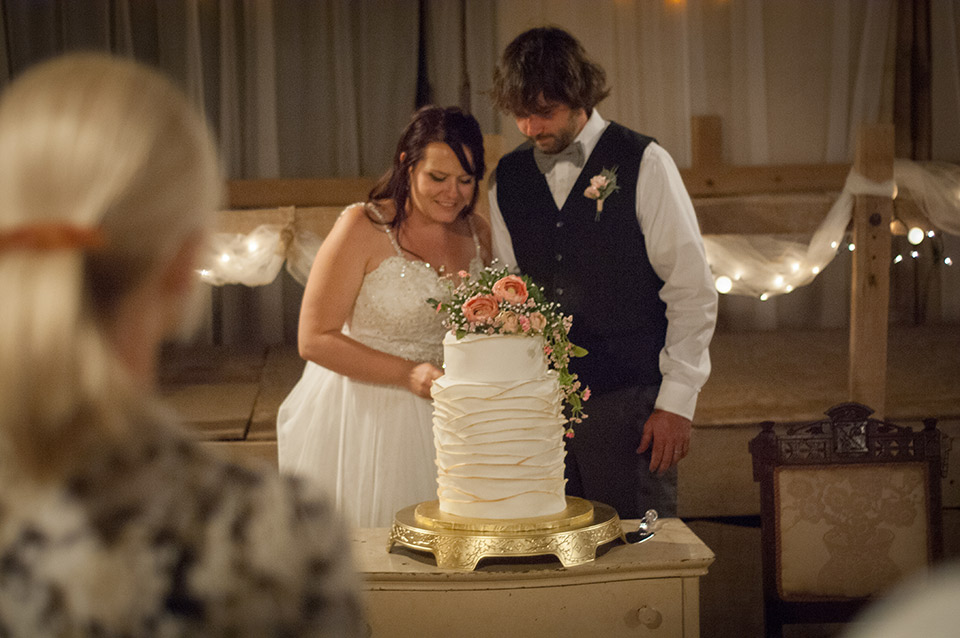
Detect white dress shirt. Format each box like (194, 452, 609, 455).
(488, 109, 718, 420)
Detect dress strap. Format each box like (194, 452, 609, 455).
(364, 202, 404, 258)
(467, 215, 482, 261)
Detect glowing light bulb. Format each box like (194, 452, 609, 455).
(907, 227, 925, 245)
(198, 269, 211, 277)
(759, 293, 770, 301)
(848, 243, 855, 252)
(910, 250, 919, 259)
(733, 272, 743, 281)
(791, 262, 800, 273)
(893, 254, 903, 264)
(945, 257, 954, 266)
(247, 239, 259, 252)
(219, 253, 231, 263)
(812, 266, 820, 275)
(773, 275, 784, 287)
(927, 230, 936, 238)
(715, 276, 733, 294)
(785, 285, 794, 293)
(830, 241, 838, 249)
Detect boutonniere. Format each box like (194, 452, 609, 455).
(583, 166, 619, 221)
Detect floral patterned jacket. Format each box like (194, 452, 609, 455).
(0, 414, 364, 637)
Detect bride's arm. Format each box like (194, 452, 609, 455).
(298, 204, 442, 398)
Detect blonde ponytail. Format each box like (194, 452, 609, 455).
(0, 54, 222, 480)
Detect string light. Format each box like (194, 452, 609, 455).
(893, 254, 903, 264)
(927, 230, 936, 238)
(219, 253, 231, 263)
(907, 227, 925, 245)
(759, 293, 770, 301)
(715, 275, 733, 294)
(247, 239, 259, 252)
(847, 243, 855, 251)
(910, 250, 919, 259)
(946, 257, 954, 266)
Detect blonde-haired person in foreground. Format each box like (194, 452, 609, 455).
(0, 54, 364, 636)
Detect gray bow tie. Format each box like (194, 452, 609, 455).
(533, 141, 585, 174)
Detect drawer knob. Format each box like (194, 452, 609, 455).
(637, 605, 663, 629)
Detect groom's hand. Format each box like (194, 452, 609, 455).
(637, 409, 691, 476)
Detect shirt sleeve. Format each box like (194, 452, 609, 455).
(487, 176, 521, 274)
(636, 143, 718, 420)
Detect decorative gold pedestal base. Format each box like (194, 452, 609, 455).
(388, 497, 627, 571)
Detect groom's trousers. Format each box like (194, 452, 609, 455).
(563, 383, 679, 519)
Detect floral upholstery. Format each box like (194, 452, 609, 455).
(775, 463, 929, 600)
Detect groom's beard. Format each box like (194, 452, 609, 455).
(528, 112, 581, 155)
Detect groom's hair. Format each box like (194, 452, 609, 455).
(491, 26, 610, 116)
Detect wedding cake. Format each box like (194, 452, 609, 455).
(428, 267, 587, 520)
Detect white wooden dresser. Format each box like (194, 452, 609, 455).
(352, 518, 714, 637)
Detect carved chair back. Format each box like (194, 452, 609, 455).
(748, 402, 947, 638)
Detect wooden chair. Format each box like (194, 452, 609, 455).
(748, 402, 947, 638)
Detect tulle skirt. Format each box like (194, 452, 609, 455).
(277, 362, 438, 528)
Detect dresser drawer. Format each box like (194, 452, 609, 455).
(365, 576, 693, 637)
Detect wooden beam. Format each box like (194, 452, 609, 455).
(848, 123, 895, 415)
(679, 163, 850, 198)
(694, 194, 835, 235)
(227, 177, 375, 209)
(215, 206, 343, 237)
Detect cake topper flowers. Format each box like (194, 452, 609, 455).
(584, 166, 619, 221)
(428, 264, 589, 436)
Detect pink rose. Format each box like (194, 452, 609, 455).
(491, 275, 528, 305)
(462, 294, 499, 323)
(518, 315, 531, 332)
(528, 311, 547, 332)
(584, 185, 600, 199)
(590, 174, 610, 190)
(496, 310, 520, 333)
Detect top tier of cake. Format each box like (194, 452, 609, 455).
(441, 332, 550, 382)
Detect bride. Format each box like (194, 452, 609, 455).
(277, 106, 490, 528)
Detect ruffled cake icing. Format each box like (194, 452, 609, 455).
(431, 333, 567, 519)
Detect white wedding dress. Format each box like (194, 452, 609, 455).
(277, 203, 483, 528)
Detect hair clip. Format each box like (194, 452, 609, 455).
(0, 223, 106, 253)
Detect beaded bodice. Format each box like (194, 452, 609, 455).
(346, 204, 482, 368)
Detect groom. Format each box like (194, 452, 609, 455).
(487, 27, 717, 519)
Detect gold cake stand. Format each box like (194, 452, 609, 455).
(387, 496, 627, 571)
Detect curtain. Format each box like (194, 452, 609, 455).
(1, 0, 957, 341)
(493, 0, 960, 330)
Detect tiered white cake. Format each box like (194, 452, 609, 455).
(430, 332, 568, 519)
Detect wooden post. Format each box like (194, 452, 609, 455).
(849, 123, 895, 416)
(690, 115, 724, 168)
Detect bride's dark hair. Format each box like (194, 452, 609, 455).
(367, 105, 485, 230)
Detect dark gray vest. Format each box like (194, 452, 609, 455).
(496, 122, 667, 394)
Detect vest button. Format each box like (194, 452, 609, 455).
(555, 253, 563, 262)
